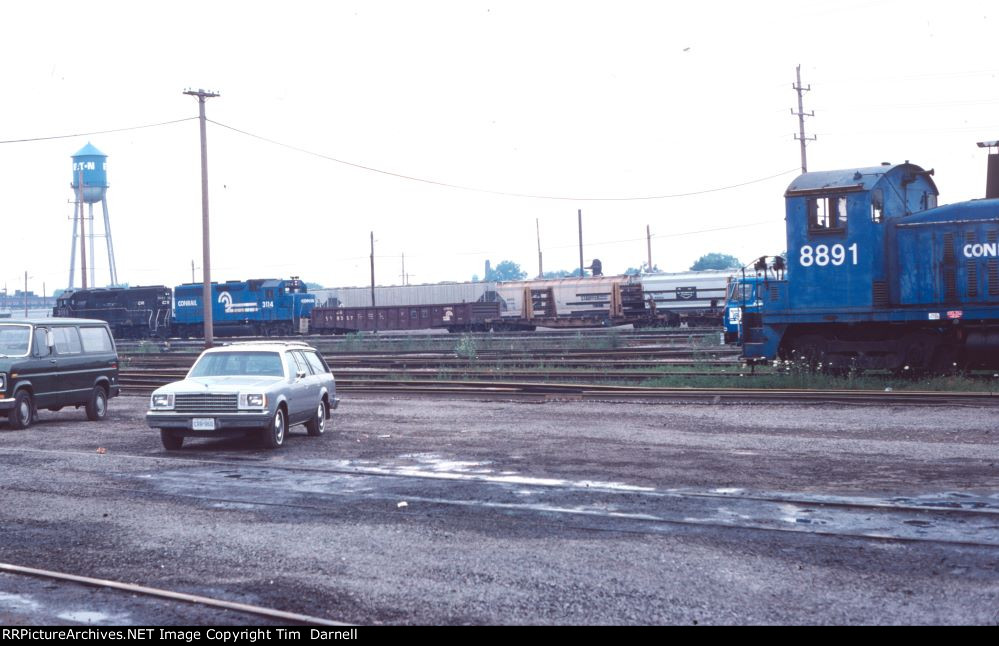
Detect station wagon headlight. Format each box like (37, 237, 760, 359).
(150, 393, 174, 410)
(239, 393, 267, 409)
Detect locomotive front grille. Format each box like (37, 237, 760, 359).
(174, 393, 239, 413)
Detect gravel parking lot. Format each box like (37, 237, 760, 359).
(0, 394, 997, 625)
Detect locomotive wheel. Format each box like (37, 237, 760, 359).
(788, 335, 827, 371)
(898, 333, 939, 375)
(930, 344, 960, 375)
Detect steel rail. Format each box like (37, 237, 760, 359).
(0, 561, 352, 626)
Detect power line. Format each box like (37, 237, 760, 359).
(0, 117, 198, 145)
(207, 119, 798, 202)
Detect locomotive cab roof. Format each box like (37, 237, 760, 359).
(785, 162, 938, 198)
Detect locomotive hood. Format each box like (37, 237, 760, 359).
(892, 197, 999, 225)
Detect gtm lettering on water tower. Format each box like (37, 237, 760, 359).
(68, 142, 118, 288)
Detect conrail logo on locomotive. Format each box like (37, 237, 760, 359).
(963, 242, 999, 258)
(218, 291, 267, 314)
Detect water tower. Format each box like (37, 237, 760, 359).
(68, 142, 118, 288)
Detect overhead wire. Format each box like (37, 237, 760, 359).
(0, 117, 198, 144)
(207, 119, 798, 202)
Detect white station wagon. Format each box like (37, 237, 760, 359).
(146, 341, 338, 450)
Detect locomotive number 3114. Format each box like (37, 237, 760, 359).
(799, 243, 858, 267)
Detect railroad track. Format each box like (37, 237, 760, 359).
(114, 327, 724, 355)
(116, 371, 999, 406)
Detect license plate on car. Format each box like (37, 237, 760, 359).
(192, 418, 216, 431)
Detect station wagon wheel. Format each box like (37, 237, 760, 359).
(160, 429, 184, 450)
(261, 407, 286, 449)
(8, 391, 33, 430)
(305, 401, 327, 436)
(85, 386, 108, 421)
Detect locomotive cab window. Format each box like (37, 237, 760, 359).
(871, 189, 884, 223)
(808, 195, 847, 233)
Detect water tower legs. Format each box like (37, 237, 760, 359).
(102, 198, 118, 286)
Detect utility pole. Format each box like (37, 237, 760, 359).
(24, 272, 28, 317)
(646, 225, 652, 272)
(577, 209, 584, 277)
(400, 253, 406, 286)
(536, 218, 543, 278)
(370, 232, 376, 307)
(184, 88, 219, 348)
(792, 64, 816, 174)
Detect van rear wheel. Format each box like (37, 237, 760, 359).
(86, 386, 108, 421)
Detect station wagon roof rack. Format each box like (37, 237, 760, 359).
(218, 340, 313, 348)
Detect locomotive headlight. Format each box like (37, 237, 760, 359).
(150, 393, 174, 410)
(239, 393, 266, 409)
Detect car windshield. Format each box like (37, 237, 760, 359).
(0, 325, 31, 357)
(188, 351, 284, 377)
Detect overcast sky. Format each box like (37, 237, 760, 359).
(2, 0, 998, 296)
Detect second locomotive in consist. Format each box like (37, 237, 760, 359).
(53, 285, 173, 339)
(739, 149, 999, 372)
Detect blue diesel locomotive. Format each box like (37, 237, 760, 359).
(173, 277, 316, 337)
(55, 277, 316, 339)
(739, 154, 999, 372)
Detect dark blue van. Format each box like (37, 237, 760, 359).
(0, 318, 120, 429)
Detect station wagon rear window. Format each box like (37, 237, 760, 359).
(0, 324, 31, 357)
(303, 351, 329, 374)
(189, 351, 284, 377)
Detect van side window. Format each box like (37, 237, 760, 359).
(52, 327, 83, 354)
(80, 327, 114, 353)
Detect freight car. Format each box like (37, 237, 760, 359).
(738, 150, 999, 372)
(313, 272, 729, 331)
(311, 301, 501, 334)
(52, 285, 172, 339)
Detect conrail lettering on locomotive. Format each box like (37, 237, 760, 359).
(963, 242, 999, 258)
